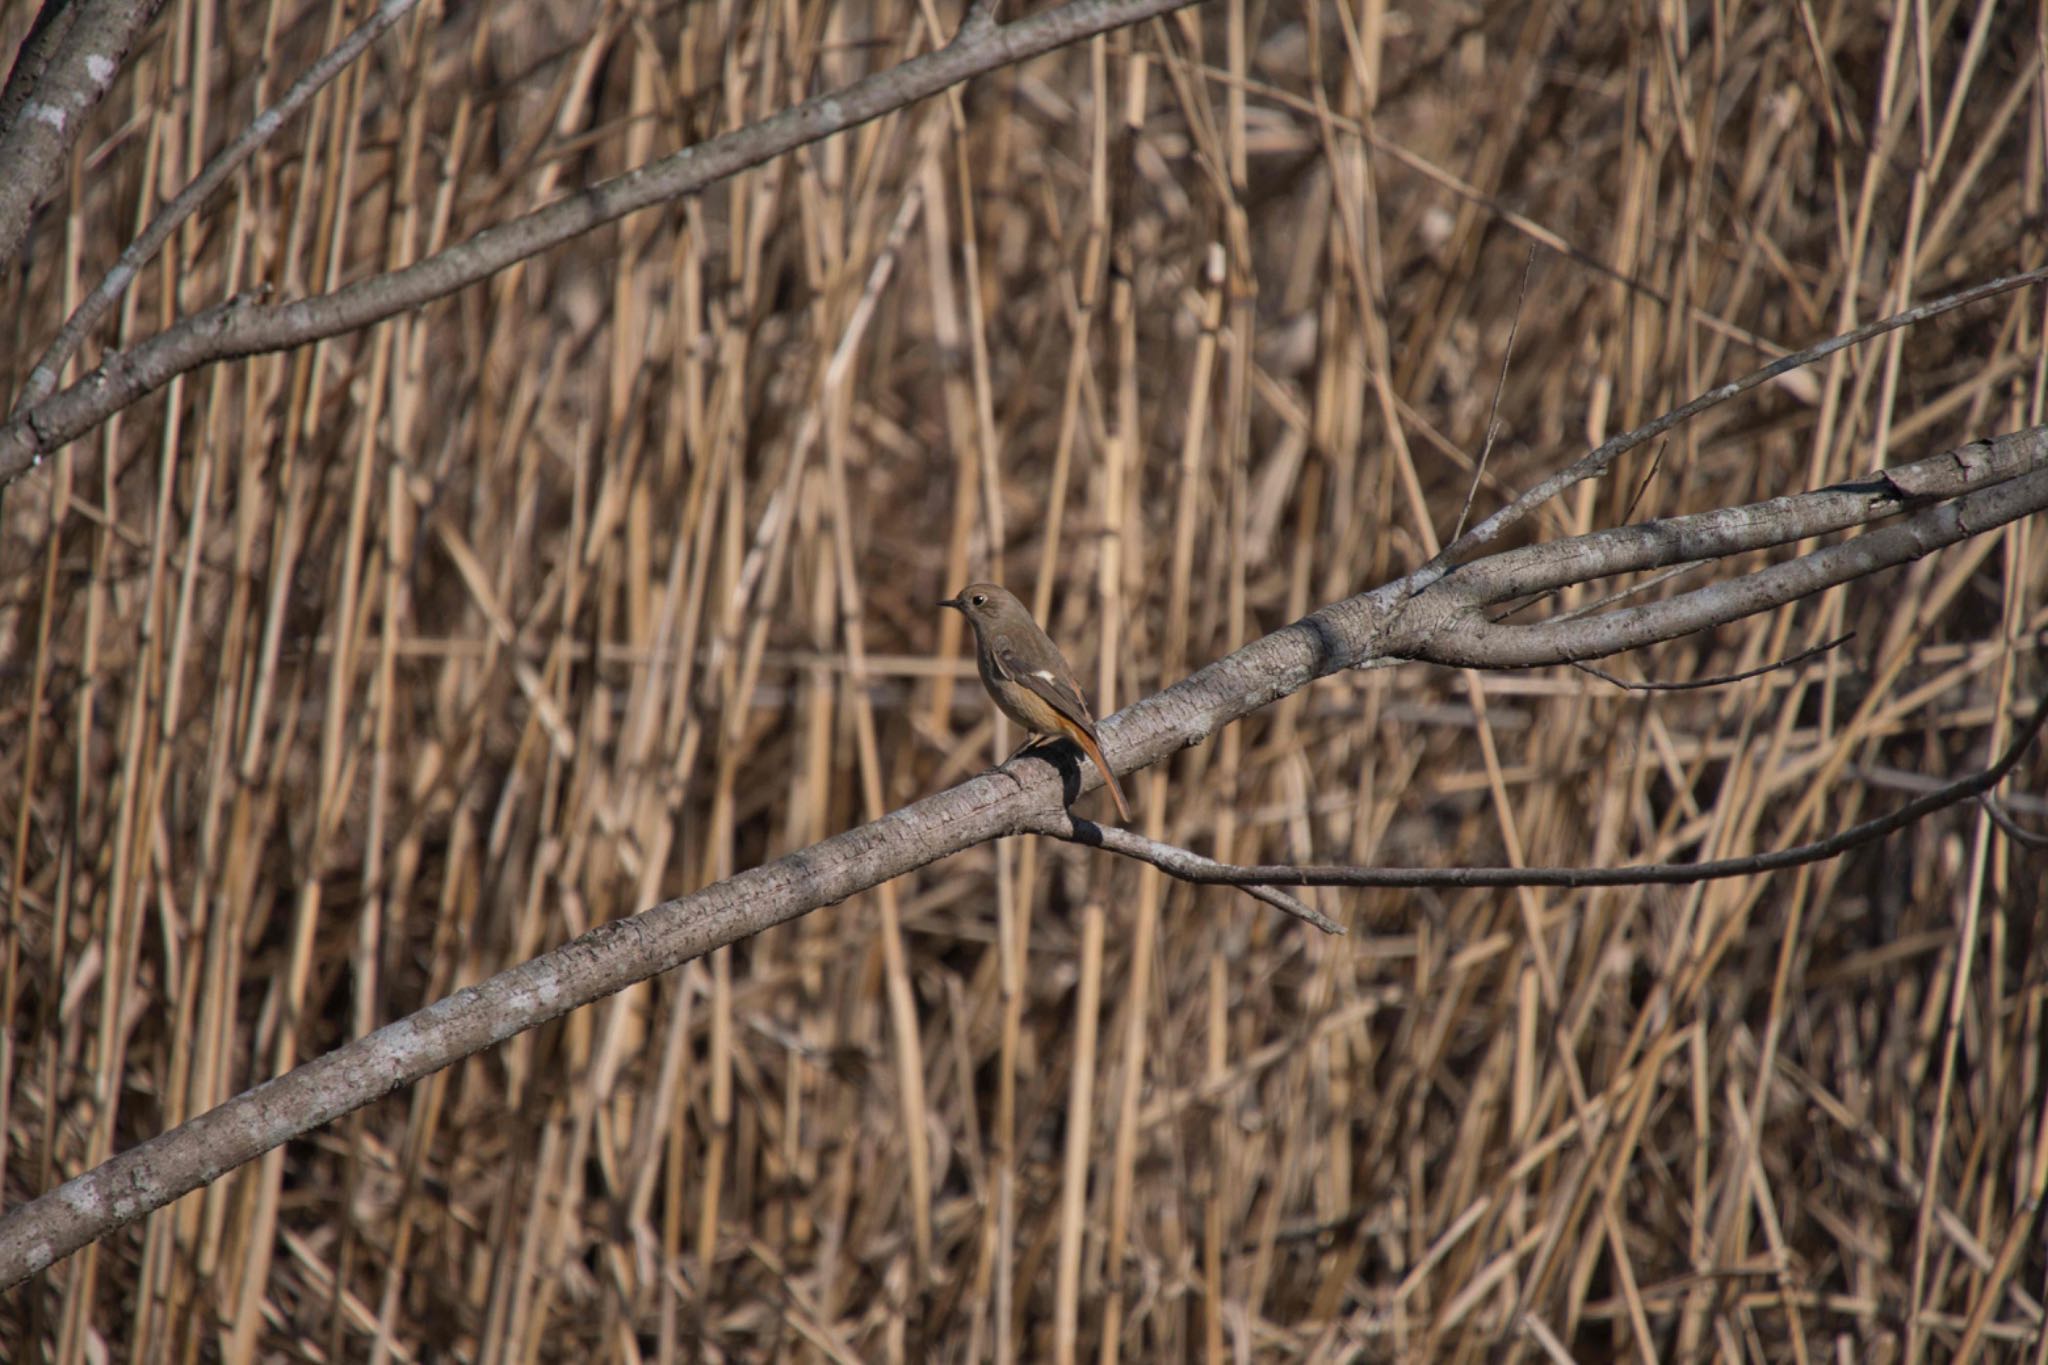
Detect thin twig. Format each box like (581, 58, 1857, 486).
(1030, 688, 2048, 892)
(1977, 795, 2048, 850)
(1617, 442, 1667, 526)
(1238, 884, 1338, 930)
(1451, 244, 1536, 544)
(1025, 816, 1344, 933)
(1571, 632, 1856, 693)
(1415, 265, 2048, 587)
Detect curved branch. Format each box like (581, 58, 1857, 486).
(0, 0, 1205, 486)
(3, 337, 2045, 1289)
(1025, 692, 2048, 890)
(1572, 632, 1854, 692)
(1026, 814, 1345, 933)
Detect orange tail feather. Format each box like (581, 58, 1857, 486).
(1067, 726, 1132, 822)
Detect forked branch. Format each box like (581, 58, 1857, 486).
(1, 0, 2044, 1297)
(1032, 689, 2048, 893)
(5, 398, 2043, 1290)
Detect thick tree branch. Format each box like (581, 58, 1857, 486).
(1393, 428, 2048, 668)
(6, 412, 2043, 1288)
(0, 0, 167, 264)
(0, 0, 1205, 485)
(0, 0, 81, 145)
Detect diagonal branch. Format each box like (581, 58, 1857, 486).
(1412, 264, 2048, 589)
(0, 0, 81, 144)
(11, 0, 425, 414)
(1, 277, 2044, 1293)
(0, 0, 1206, 486)
(1022, 812, 1345, 933)
(1391, 428, 2048, 668)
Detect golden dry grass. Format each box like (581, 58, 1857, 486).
(3, 0, 2047, 1360)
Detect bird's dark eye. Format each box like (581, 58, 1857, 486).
(971, 594, 986, 606)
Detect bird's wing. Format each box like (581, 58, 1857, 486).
(987, 640, 1098, 734)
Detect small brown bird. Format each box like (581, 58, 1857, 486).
(939, 582, 1132, 822)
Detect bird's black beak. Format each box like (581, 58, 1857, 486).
(936, 597, 962, 611)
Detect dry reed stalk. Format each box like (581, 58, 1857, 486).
(3, 1, 2048, 1361)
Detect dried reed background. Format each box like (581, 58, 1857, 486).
(3, 0, 2047, 1359)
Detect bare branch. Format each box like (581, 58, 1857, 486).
(1415, 265, 2048, 587)
(11, 0, 423, 414)
(1398, 429, 2048, 668)
(1036, 688, 2048, 892)
(1237, 883, 1337, 930)
(0, 0, 167, 263)
(1451, 244, 1535, 544)
(0, 0, 1205, 486)
(0, 765, 1031, 1288)
(1026, 816, 1345, 933)
(1571, 632, 1855, 693)
(0, 0, 80, 143)
(1616, 441, 1667, 525)
(1977, 796, 2048, 850)
(3, 274, 2045, 1289)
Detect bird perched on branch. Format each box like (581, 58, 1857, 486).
(938, 582, 1132, 822)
